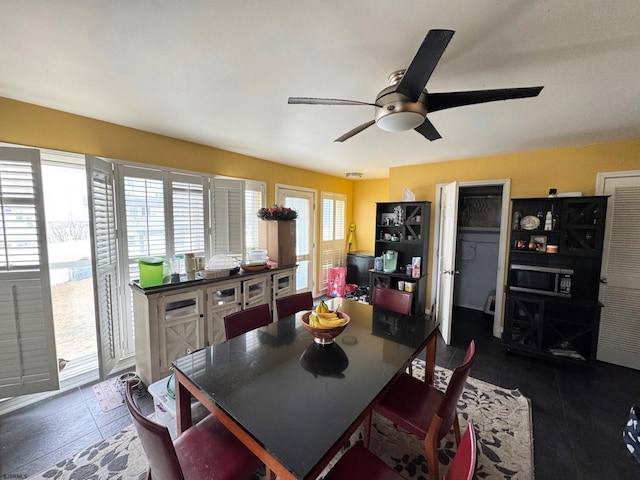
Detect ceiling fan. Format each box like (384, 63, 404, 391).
(288, 29, 543, 142)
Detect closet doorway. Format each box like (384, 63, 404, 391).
(432, 180, 511, 343)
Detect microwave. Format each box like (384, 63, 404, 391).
(509, 264, 574, 297)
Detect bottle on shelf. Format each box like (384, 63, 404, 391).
(544, 211, 553, 231)
(411, 257, 421, 279)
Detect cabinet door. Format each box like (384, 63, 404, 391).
(541, 300, 601, 363)
(504, 294, 544, 352)
(157, 289, 205, 375)
(243, 273, 270, 308)
(206, 281, 241, 345)
(561, 198, 606, 255)
(272, 268, 295, 320)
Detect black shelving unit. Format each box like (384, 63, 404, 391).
(503, 195, 608, 365)
(370, 201, 431, 315)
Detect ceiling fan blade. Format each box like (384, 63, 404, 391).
(395, 29, 455, 102)
(288, 97, 379, 107)
(414, 118, 442, 141)
(334, 120, 376, 142)
(427, 86, 544, 112)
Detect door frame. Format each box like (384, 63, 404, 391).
(275, 184, 317, 295)
(431, 179, 511, 339)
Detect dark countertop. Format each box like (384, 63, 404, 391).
(129, 264, 296, 295)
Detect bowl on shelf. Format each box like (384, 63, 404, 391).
(301, 311, 350, 344)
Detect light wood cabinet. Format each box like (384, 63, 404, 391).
(272, 269, 296, 320)
(206, 280, 242, 346)
(133, 285, 205, 386)
(242, 273, 270, 308)
(131, 266, 296, 385)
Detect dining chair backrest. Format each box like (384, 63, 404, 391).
(224, 303, 272, 340)
(276, 291, 313, 319)
(436, 340, 476, 440)
(371, 285, 412, 315)
(444, 421, 477, 480)
(125, 384, 185, 480)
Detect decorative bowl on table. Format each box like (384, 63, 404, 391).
(301, 311, 350, 344)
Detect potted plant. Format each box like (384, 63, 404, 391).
(257, 204, 298, 221)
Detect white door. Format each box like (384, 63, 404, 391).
(0, 147, 59, 397)
(436, 181, 459, 345)
(596, 171, 640, 369)
(276, 186, 315, 293)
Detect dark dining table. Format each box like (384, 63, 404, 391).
(172, 297, 438, 480)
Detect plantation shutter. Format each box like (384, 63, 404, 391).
(212, 178, 243, 256)
(244, 181, 265, 251)
(86, 155, 122, 379)
(319, 193, 346, 292)
(171, 174, 206, 256)
(0, 147, 59, 398)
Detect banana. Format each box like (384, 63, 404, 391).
(315, 301, 329, 314)
(318, 316, 346, 328)
(317, 312, 338, 320)
(308, 312, 320, 327)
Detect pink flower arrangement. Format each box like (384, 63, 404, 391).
(257, 204, 298, 221)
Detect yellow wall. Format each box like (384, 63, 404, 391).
(0, 96, 354, 293)
(3, 96, 639, 304)
(351, 178, 389, 253)
(387, 140, 640, 307)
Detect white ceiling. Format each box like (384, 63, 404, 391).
(1, 1, 639, 179)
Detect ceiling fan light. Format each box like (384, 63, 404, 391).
(376, 111, 425, 132)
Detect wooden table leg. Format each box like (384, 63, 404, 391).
(425, 333, 436, 385)
(174, 372, 192, 435)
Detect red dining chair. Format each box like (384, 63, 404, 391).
(125, 385, 261, 480)
(224, 303, 272, 340)
(371, 285, 412, 315)
(444, 421, 477, 480)
(275, 291, 313, 319)
(324, 421, 477, 480)
(373, 340, 476, 480)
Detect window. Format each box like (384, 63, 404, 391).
(172, 175, 206, 256)
(320, 192, 346, 292)
(244, 181, 265, 251)
(2, 144, 266, 396)
(121, 167, 166, 265)
(211, 178, 243, 257)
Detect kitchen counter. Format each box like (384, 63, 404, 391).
(129, 264, 296, 295)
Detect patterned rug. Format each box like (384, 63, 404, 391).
(27, 360, 533, 480)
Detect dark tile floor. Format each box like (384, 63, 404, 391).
(433, 307, 640, 480)
(1, 306, 639, 479)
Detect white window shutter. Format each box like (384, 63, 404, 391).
(0, 147, 59, 398)
(319, 193, 347, 292)
(171, 174, 205, 256)
(212, 178, 243, 256)
(244, 181, 265, 251)
(86, 155, 122, 379)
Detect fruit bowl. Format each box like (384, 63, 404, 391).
(301, 311, 350, 344)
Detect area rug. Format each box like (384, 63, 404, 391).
(28, 360, 533, 480)
(91, 377, 124, 413)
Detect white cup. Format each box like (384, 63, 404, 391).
(397, 281, 405, 290)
